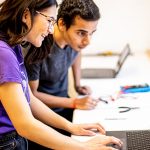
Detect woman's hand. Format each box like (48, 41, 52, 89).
(84, 134, 123, 150)
(69, 123, 123, 150)
(70, 123, 106, 136)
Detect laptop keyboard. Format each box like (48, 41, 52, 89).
(127, 130, 150, 150)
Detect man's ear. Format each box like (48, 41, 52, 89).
(57, 18, 66, 31)
(22, 8, 31, 27)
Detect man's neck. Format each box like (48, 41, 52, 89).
(53, 25, 67, 49)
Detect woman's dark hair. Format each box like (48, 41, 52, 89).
(57, 0, 100, 29)
(0, 0, 57, 46)
(24, 34, 54, 64)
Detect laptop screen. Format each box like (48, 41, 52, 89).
(116, 44, 131, 74)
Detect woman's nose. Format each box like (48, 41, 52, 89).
(48, 24, 54, 34)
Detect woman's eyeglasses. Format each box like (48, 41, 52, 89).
(36, 11, 56, 27)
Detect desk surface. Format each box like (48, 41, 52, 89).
(72, 52, 150, 141)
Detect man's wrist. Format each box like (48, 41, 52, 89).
(71, 98, 77, 109)
(76, 85, 81, 92)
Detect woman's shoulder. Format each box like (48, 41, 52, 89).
(0, 40, 16, 59)
(0, 40, 11, 49)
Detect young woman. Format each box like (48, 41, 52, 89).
(0, 0, 122, 149)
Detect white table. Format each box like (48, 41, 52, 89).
(72, 52, 150, 141)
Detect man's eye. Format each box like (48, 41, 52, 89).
(77, 32, 86, 37)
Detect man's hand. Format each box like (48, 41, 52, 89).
(73, 96, 99, 110)
(76, 85, 92, 95)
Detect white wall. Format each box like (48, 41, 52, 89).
(1, 0, 149, 52)
(85, 0, 150, 53)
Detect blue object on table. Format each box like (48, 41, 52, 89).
(121, 86, 150, 93)
(120, 83, 149, 91)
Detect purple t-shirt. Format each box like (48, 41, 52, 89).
(0, 40, 30, 135)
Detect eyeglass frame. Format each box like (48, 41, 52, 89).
(35, 10, 56, 27)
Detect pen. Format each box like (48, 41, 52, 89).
(98, 98, 108, 104)
(122, 86, 150, 94)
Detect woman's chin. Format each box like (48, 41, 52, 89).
(33, 40, 43, 47)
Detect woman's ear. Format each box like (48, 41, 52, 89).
(22, 8, 31, 27)
(57, 18, 66, 31)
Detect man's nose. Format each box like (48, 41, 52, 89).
(82, 35, 91, 45)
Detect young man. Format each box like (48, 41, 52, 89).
(25, 0, 100, 122)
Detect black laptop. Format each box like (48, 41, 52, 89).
(81, 44, 131, 78)
(106, 130, 150, 150)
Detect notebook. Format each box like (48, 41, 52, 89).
(106, 130, 150, 150)
(81, 44, 131, 78)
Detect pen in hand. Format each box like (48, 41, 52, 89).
(98, 97, 108, 104)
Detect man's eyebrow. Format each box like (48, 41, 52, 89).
(76, 29, 88, 33)
(92, 29, 97, 33)
(76, 29, 97, 33)
(77, 29, 96, 34)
